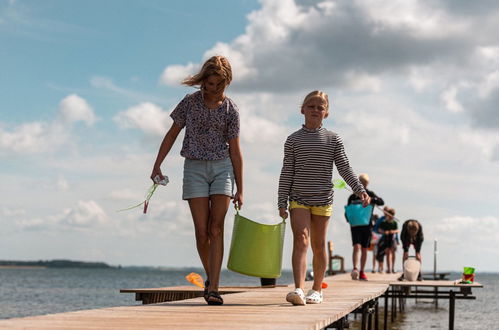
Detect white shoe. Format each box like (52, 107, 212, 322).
(286, 288, 306, 305)
(305, 290, 323, 304)
(351, 268, 359, 280)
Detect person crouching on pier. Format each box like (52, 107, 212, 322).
(401, 219, 424, 278)
(278, 90, 370, 305)
(151, 56, 243, 305)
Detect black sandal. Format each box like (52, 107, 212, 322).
(207, 291, 223, 305)
(203, 280, 210, 302)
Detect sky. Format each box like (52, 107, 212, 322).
(1, 0, 499, 272)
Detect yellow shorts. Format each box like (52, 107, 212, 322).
(289, 201, 332, 217)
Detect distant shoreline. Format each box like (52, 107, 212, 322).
(0, 259, 114, 269)
(0, 265, 47, 269)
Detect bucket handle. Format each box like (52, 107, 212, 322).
(234, 206, 286, 224)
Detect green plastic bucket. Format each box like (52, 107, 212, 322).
(227, 211, 286, 278)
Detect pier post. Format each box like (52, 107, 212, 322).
(391, 286, 396, 322)
(361, 303, 367, 330)
(383, 292, 388, 330)
(449, 290, 455, 330)
(374, 298, 379, 330)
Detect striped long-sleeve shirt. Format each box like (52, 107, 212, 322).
(278, 126, 365, 209)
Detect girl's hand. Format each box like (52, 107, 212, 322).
(150, 167, 164, 183)
(233, 191, 243, 210)
(279, 208, 288, 220)
(359, 192, 371, 207)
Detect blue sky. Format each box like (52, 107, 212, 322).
(1, 0, 499, 272)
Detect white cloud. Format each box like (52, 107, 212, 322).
(4, 0, 499, 270)
(427, 215, 499, 251)
(14, 200, 108, 231)
(159, 62, 199, 86)
(16, 218, 49, 231)
(161, 0, 476, 93)
(57, 94, 96, 126)
(56, 175, 69, 191)
(0, 94, 96, 154)
(58, 200, 107, 228)
(1, 207, 26, 217)
(441, 86, 464, 113)
(157, 0, 499, 130)
(114, 102, 170, 137)
(478, 70, 499, 99)
(109, 188, 142, 201)
(0, 121, 67, 154)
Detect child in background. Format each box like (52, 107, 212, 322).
(378, 207, 398, 274)
(151, 56, 243, 305)
(278, 91, 370, 305)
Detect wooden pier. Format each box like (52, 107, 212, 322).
(0, 273, 482, 329)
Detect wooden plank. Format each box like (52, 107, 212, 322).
(0, 273, 401, 329)
(390, 280, 483, 288)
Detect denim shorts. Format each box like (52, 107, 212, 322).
(182, 158, 234, 200)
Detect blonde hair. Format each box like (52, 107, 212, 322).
(182, 55, 232, 87)
(359, 173, 370, 186)
(407, 220, 420, 241)
(301, 90, 329, 111)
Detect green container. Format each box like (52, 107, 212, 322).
(227, 211, 286, 278)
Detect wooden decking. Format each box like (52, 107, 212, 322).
(0, 273, 401, 329)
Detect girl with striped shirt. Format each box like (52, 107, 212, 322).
(278, 90, 370, 305)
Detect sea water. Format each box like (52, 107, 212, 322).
(0, 268, 497, 329)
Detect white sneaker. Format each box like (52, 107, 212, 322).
(305, 290, 323, 304)
(286, 288, 306, 305)
(351, 268, 359, 280)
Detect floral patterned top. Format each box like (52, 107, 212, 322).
(170, 91, 240, 160)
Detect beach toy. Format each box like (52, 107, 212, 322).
(335, 179, 401, 222)
(344, 202, 374, 227)
(461, 267, 475, 284)
(185, 272, 204, 288)
(227, 210, 286, 278)
(333, 179, 347, 190)
(116, 175, 168, 214)
(321, 282, 328, 289)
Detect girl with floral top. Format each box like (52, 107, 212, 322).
(278, 91, 370, 305)
(151, 56, 243, 305)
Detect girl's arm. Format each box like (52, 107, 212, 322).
(229, 136, 243, 209)
(333, 135, 370, 206)
(150, 123, 182, 181)
(278, 138, 294, 219)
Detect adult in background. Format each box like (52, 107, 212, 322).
(347, 173, 384, 280)
(401, 219, 424, 268)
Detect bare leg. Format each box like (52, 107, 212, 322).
(290, 208, 311, 290)
(372, 250, 377, 272)
(310, 214, 330, 292)
(378, 260, 384, 273)
(352, 244, 361, 270)
(188, 197, 210, 277)
(385, 248, 393, 273)
(360, 247, 368, 272)
(392, 247, 397, 272)
(207, 194, 231, 292)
